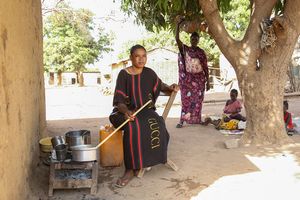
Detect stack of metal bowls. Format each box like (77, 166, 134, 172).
(51, 136, 67, 161)
(65, 130, 91, 149)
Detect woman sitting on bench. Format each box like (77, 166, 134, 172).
(109, 44, 179, 187)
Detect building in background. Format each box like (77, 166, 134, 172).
(44, 72, 102, 87)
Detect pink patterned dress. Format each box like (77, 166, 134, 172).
(178, 45, 208, 124)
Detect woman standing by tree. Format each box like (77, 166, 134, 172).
(175, 17, 210, 128)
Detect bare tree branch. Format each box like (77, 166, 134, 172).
(41, 0, 65, 16)
(198, 0, 237, 66)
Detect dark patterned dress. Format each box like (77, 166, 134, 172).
(109, 67, 169, 170)
(178, 44, 208, 124)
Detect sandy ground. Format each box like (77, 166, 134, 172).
(33, 86, 300, 200)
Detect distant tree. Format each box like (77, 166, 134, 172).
(43, 2, 113, 86)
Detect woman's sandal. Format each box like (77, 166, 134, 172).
(176, 123, 183, 128)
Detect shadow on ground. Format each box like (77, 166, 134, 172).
(31, 118, 300, 200)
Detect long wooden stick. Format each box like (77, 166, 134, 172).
(95, 100, 152, 149)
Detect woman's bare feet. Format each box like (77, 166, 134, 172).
(115, 169, 134, 188)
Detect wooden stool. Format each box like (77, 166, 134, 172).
(137, 90, 179, 178)
(48, 160, 98, 196)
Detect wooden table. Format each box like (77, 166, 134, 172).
(48, 160, 98, 196)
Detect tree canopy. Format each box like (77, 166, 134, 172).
(121, 0, 283, 33)
(121, 0, 247, 32)
(43, 3, 113, 73)
(120, 0, 250, 66)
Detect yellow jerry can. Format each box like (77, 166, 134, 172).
(99, 124, 124, 167)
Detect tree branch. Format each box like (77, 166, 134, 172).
(284, 0, 300, 34)
(268, 0, 300, 68)
(243, 0, 277, 48)
(41, 0, 65, 16)
(198, 0, 237, 66)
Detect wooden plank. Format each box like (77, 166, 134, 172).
(53, 179, 93, 189)
(48, 163, 55, 196)
(54, 162, 93, 170)
(165, 159, 179, 171)
(91, 161, 98, 194)
(162, 91, 177, 120)
(137, 169, 145, 178)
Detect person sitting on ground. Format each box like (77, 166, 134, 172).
(223, 89, 246, 122)
(109, 44, 179, 188)
(283, 100, 295, 135)
(203, 89, 246, 129)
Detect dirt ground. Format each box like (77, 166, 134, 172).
(33, 87, 300, 200)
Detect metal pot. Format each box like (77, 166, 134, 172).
(70, 145, 97, 162)
(51, 136, 65, 148)
(54, 144, 67, 161)
(65, 130, 91, 149)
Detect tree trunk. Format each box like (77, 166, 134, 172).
(49, 72, 54, 85)
(288, 38, 300, 92)
(238, 18, 299, 144)
(199, 0, 300, 145)
(57, 70, 62, 86)
(78, 71, 84, 87)
(76, 71, 79, 84)
(287, 62, 296, 92)
(237, 61, 290, 145)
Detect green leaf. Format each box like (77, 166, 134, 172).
(119, 0, 253, 67)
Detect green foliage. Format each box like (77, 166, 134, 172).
(43, 2, 113, 73)
(221, 0, 250, 39)
(274, 0, 285, 15)
(120, 0, 251, 65)
(121, 0, 202, 31)
(121, 0, 283, 32)
(121, 0, 240, 32)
